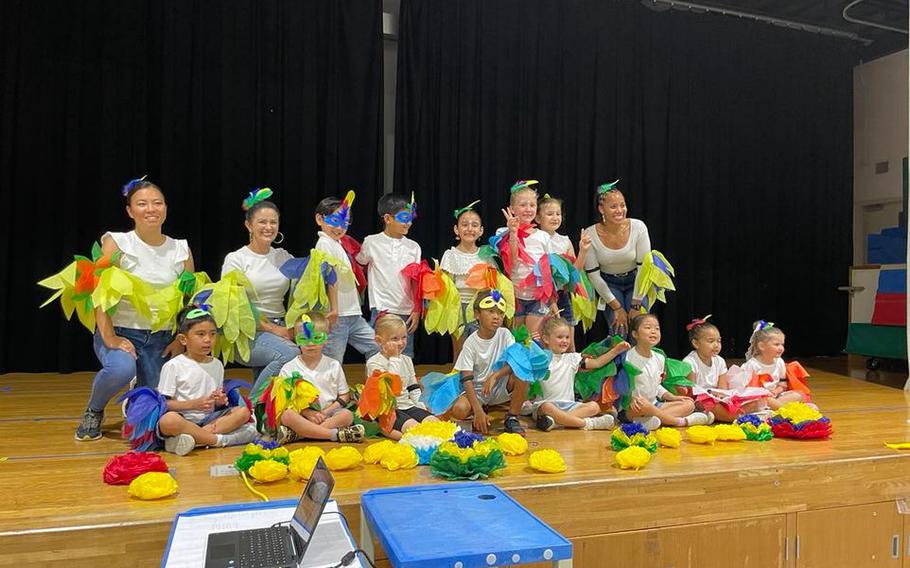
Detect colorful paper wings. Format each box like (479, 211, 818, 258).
(464, 263, 516, 321)
(357, 370, 403, 432)
(419, 370, 464, 415)
(281, 249, 355, 327)
(633, 250, 676, 312)
(188, 271, 257, 363)
(401, 259, 462, 335)
(252, 373, 321, 436)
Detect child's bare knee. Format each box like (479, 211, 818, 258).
(335, 408, 354, 425)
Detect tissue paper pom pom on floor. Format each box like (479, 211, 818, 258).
(497, 432, 529, 456)
(325, 446, 363, 470)
(379, 444, 419, 471)
(714, 424, 747, 441)
(128, 472, 178, 500)
(615, 446, 651, 470)
(103, 452, 169, 485)
(528, 449, 567, 473)
(687, 425, 717, 445)
(364, 440, 398, 464)
(654, 428, 681, 449)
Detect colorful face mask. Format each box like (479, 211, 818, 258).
(185, 305, 212, 320)
(394, 192, 417, 224)
(295, 319, 327, 346)
(477, 289, 508, 312)
(323, 190, 355, 229)
(597, 179, 620, 195)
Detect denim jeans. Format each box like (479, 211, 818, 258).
(602, 270, 637, 330)
(323, 315, 378, 363)
(369, 309, 414, 358)
(245, 329, 301, 395)
(88, 327, 174, 412)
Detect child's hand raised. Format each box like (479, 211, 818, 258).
(502, 207, 519, 233)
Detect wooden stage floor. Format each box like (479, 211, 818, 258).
(2, 359, 910, 567)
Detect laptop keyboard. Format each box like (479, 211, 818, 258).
(238, 528, 294, 568)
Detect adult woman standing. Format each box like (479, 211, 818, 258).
(76, 177, 194, 441)
(221, 189, 299, 394)
(583, 181, 652, 336)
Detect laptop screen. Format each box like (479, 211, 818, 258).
(289, 457, 335, 544)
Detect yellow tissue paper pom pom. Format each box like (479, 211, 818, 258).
(248, 459, 289, 482)
(364, 440, 397, 464)
(654, 427, 681, 448)
(128, 472, 178, 500)
(402, 420, 459, 440)
(615, 446, 651, 470)
(243, 443, 266, 457)
(380, 444, 419, 471)
(775, 402, 823, 424)
(528, 449, 567, 473)
(687, 425, 718, 445)
(325, 446, 363, 471)
(714, 424, 747, 441)
(497, 432, 529, 456)
(288, 447, 326, 481)
(271, 446, 290, 460)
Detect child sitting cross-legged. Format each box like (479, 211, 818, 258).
(157, 306, 257, 456)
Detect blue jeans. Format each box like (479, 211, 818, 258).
(369, 309, 414, 358)
(88, 327, 174, 412)
(602, 270, 637, 330)
(323, 315, 378, 364)
(246, 329, 301, 395)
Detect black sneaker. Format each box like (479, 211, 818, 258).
(338, 424, 365, 443)
(535, 414, 555, 432)
(75, 409, 104, 441)
(504, 414, 526, 435)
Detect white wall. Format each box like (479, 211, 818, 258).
(853, 49, 909, 265)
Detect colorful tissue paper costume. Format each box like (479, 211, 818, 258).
(735, 414, 774, 441)
(611, 422, 658, 453)
(288, 447, 326, 480)
(282, 249, 355, 327)
(571, 271, 598, 332)
(103, 452, 169, 485)
(528, 449, 567, 473)
(324, 446, 363, 471)
(520, 253, 581, 304)
(418, 370, 464, 415)
(422, 262, 463, 336)
(747, 361, 813, 401)
(357, 370, 402, 432)
(654, 428, 682, 449)
(128, 472, 178, 500)
(464, 264, 516, 320)
(574, 336, 624, 404)
(492, 326, 552, 382)
(687, 425, 718, 445)
(611, 348, 693, 411)
(38, 241, 155, 332)
(400, 421, 460, 464)
(769, 402, 832, 439)
(496, 433, 529, 456)
(119, 387, 167, 451)
(482, 225, 534, 279)
(150, 270, 211, 332)
(633, 250, 676, 312)
(430, 439, 507, 480)
(339, 235, 368, 295)
(714, 424, 747, 442)
(188, 271, 256, 363)
(615, 446, 651, 471)
(252, 374, 320, 436)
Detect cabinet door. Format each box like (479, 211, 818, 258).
(573, 515, 786, 568)
(797, 502, 902, 567)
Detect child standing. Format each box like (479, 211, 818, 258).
(314, 193, 378, 363)
(356, 194, 422, 358)
(275, 314, 365, 443)
(624, 314, 713, 430)
(366, 314, 438, 440)
(533, 317, 629, 431)
(450, 289, 527, 434)
(499, 180, 551, 336)
(157, 306, 256, 456)
(536, 194, 593, 351)
(742, 321, 809, 410)
(440, 200, 485, 358)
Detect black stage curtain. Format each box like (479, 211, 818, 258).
(0, 1, 382, 373)
(396, 0, 856, 362)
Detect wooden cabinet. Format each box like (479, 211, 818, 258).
(796, 502, 903, 567)
(572, 515, 786, 568)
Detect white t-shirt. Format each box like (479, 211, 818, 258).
(279, 355, 350, 410)
(356, 232, 422, 314)
(583, 219, 651, 304)
(221, 246, 294, 320)
(742, 357, 787, 390)
(535, 352, 583, 407)
(366, 352, 424, 410)
(104, 231, 190, 330)
(547, 233, 573, 256)
(314, 232, 362, 317)
(683, 351, 728, 389)
(158, 354, 225, 422)
(454, 327, 515, 395)
(625, 347, 668, 403)
(495, 227, 550, 301)
(440, 247, 485, 304)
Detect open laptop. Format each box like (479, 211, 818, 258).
(205, 457, 335, 568)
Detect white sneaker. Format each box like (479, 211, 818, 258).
(705, 411, 715, 425)
(583, 414, 615, 431)
(164, 433, 195, 456)
(685, 412, 711, 426)
(634, 416, 662, 431)
(121, 377, 138, 418)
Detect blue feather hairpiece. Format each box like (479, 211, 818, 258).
(121, 175, 148, 197)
